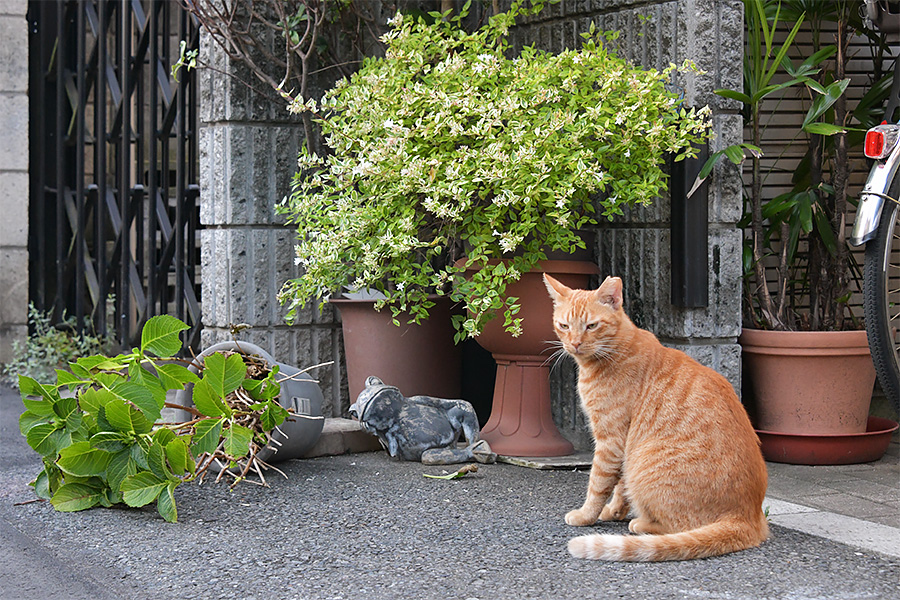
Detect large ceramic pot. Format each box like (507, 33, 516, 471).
(330, 296, 462, 402)
(461, 259, 599, 457)
(740, 328, 877, 435)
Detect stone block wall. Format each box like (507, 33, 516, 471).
(197, 31, 346, 417)
(0, 0, 28, 364)
(509, 0, 745, 450)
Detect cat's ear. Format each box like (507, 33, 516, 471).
(543, 274, 571, 304)
(596, 276, 624, 311)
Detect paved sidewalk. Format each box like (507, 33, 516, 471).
(763, 431, 899, 558)
(1, 384, 898, 600)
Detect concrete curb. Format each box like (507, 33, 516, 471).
(302, 418, 382, 458)
(764, 497, 900, 559)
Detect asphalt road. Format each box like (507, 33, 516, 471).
(1, 385, 899, 600)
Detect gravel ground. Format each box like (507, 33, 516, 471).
(2, 386, 899, 600)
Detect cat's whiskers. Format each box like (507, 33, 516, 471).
(544, 347, 572, 371)
(541, 341, 571, 371)
(590, 340, 620, 362)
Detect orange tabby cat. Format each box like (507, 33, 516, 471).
(544, 274, 768, 562)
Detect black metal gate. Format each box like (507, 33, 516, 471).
(27, 0, 201, 350)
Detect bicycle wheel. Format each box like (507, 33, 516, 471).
(864, 177, 900, 413)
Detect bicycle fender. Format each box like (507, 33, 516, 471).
(850, 147, 900, 247)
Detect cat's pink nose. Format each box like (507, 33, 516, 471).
(571, 342, 581, 353)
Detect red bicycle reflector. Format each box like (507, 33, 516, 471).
(865, 130, 884, 158)
(865, 124, 900, 159)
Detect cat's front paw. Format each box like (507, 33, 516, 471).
(599, 502, 629, 521)
(565, 508, 598, 527)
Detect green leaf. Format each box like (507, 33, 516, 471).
(89, 431, 133, 453)
(723, 145, 746, 166)
(57, 441, 111, 478)
(21, 396, 55, 418)
(78, 387, 116, 418)
(128, 364, 168, 410)
(191, 379, 230, 418)
(18, 375, 58, 403)
(191, 418, 223, 455)
(106, 448, 138, 493)
(131, 437, 151, 470)
(164, 438, 193, 476)
(814, 207, 838, 256)
(260, 401, 289, 432)
(423, 465, 477, 479)
(26, 423, 65, 457)
(72, 354, 119, 376)
(140, 315, 189, 358)
(155, 363, 200, 390)
(121, 472, 168, 508)
(55, 370, 88, 388)
(749, 76, 809, 104)
(104, 399, 153, 434)
(763, 14, 805, 91)
(111, 380, 162, 422)
(32, 469, 52, 500)
(242, 377, 279, 401)
(202, 352, 247, 398)
(152, 427, 177, 447)
(19, 410, 49, 436)
(52, 396, 82, 431)
(223, 424, 254, 458)
(714, 88, 750, 104)
(801, 122, 845, 136)
(52, 395, 77, 420)
(802, 79, 850, 129)
(157, 482, 179, 523)
(98, 487, 117, 507)
(696, 150, 724, 181)
(798, 45, 836, 71)
(147, 442, 171, 481)
(50, 482, 105, 512)
(241, 378, 264, 400)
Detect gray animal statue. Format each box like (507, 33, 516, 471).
(349, 376, 496, 465)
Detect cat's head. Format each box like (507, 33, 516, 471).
(543, 274, 625, 359)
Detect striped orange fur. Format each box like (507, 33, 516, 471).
(544, 274, 769, 562)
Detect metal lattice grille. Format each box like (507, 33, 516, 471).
(28, 0, 201, 350)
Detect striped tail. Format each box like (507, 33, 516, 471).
(568, 516, 769, 562)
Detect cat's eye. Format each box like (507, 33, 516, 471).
(585, 322, 598, 330)
(557, 322, 569, 330)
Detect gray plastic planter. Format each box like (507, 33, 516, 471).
(172, 341, 325, 462)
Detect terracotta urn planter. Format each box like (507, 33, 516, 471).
(461, 259, 599, 457)
(331, 296, 462, 402)
(740, 328, 877, 435)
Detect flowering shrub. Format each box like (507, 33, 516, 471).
(278, 1, 712, 340)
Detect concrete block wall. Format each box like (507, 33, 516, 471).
(197, 30, 346, 417)
(509, 0, 745, 450)
(0, 0, 28, 365)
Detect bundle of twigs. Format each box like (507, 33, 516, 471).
(191, 351, 291, 489)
